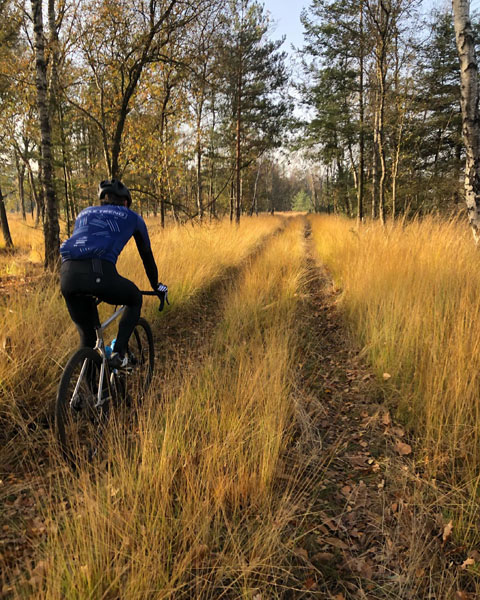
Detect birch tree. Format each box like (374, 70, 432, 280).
(31, 0, 60, 270)
(452, 0, 480, 242)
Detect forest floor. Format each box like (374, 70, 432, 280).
(0, 218, 474, 599)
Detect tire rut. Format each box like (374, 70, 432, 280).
(150, 220, 287, 388)
(285, 220, 418, 599)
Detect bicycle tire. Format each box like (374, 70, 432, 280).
(126, 317, 155, 401)
(56, 347, 110, 466)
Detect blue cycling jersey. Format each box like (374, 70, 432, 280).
(60, 205, 151, 264)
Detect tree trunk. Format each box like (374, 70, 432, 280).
(29, 162, 43, 226)
(372, 107, 378, 219)
(14, 151, 26, 220)
(309, 171, 319, 213)
(208, 167, 215, 220)
(0, 188, 14, 249)
(452, 0, 480, 242)
(235, 98, 242, 224)
(58, 105, 73, 235)
(196, 109, 204, 221)
(235, 35, 243, 225)
(31, 0, 60, 270)
(358, 0, 365, 223)
(249, 161, 261, 216)
(376, 59, 387, 225)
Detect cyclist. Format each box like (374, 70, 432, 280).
(60, 179, 167, 369)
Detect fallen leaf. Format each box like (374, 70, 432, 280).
(461, 557, 475, 569)
(349, 528, 364, 539)
(455, 592, 475, 600)
(442, 520, 453, 544)
(294, 547, 310, 562)
(348, 456, 371, 469)
(383, 372, 392, 380)
(391, 426, 405, 437)
(415, 568, 425, 578)
(395, 440, 412, 456)
(324, 536, 349, 550)
(382, 412, 392, 426)
(313, 551, 335, 562)
(322, 517, 338, 531)
(32, 561, 47, 577)
(304, 576, 316, 590)
(351, 557, 373, 579)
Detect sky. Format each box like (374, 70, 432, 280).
(262, 0, 480, 55)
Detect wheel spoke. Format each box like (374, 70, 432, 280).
(56, 348, 110, 466)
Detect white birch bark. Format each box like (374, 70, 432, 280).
(31, 0, 60, 269)
(452, 0, 480, 242)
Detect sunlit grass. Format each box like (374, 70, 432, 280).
(0, 215, 44, 276)
(18, 219, 306, 598)
(118, 215, 284, 316)
(310, 214, 480, 541)
(0, 216, 282, 453)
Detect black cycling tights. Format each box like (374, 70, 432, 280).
(60, 259, 142, 356)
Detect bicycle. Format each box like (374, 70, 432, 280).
(55, 291, 160, 466)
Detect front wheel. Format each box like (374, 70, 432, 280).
(56, 347, 110, 466)
(126, 317, 155, 401)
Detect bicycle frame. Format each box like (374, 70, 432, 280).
(69, 305, 126, 411)
(69, 291, 158, 411)
(57, 291, 158, 465)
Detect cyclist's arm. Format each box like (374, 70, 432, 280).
(133, 218, 158, 290)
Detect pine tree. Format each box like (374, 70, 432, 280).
(217, 0, 291, 223)
(300, 0, 368, 219)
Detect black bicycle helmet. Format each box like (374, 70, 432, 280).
(98, 179, 132, 207)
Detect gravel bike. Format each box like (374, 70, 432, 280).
(55, 291, 159, 466)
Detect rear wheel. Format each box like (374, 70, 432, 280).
(56, 347, 110, 466)
(126, 317, 155, 401)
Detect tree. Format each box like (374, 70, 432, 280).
(300, 0, 369, 220)
(292, 189, 313, 211)
(452, 0, 480, 242)
(31, 0, 60, 269)
(66, 0, 211, 179)
(402, 9, 463, 214)
(0, 0, 21, 248)
(218, 0, 291, 223)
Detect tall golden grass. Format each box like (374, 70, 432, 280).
(13, 219, 306, 598)
(0, 215, 44, 276)
(310, 214, 480, 540)
(0, 216, 281, 453)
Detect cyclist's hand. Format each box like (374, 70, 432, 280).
(156, 282, 169, 311)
